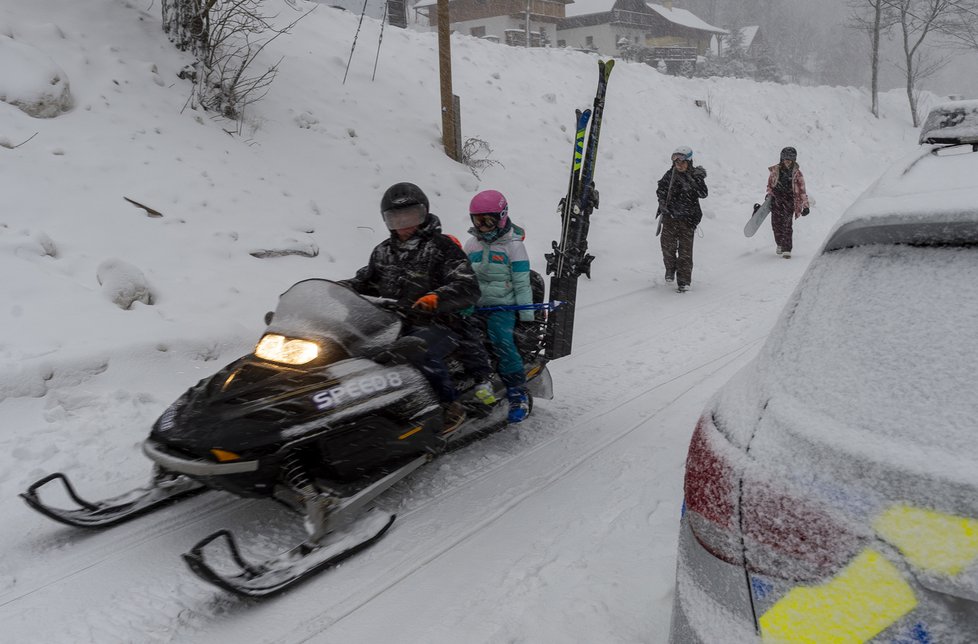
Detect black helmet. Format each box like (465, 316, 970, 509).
(780, 146, 798, 161)
(380, 182, 429, 231)
(380, 182, 429, 214)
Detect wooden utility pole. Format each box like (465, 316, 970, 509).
(436, 0, 460, 160)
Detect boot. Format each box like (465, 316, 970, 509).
(473, 380, 497, 406)
(506, 387, 530, 424)
(441, 401, 466, 434)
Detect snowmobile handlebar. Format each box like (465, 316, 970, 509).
(475, 302, 565, 313)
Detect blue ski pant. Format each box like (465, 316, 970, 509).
(483, 311, 526, 389)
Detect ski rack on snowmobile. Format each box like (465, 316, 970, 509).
(20, 470, 206, 529)
(545, 59, 614, 361)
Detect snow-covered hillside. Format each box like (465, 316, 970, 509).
(0, 1, 929, 641)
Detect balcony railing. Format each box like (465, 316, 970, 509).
(609, 8, 655, 28)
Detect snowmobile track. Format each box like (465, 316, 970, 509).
(274, 340, 759, 643)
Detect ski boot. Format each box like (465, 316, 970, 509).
(506, 387, 530, 424)
(473, 380, 497, 406)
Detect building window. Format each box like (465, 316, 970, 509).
(585, 35, 594, 46)
(470, 26, 486, 37)
(557, 39, 566, 47)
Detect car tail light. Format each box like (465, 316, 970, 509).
(684, 415, 746, 565)
(684, 414, 866, 581)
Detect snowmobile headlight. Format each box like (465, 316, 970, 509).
(255, 334, 319, 365)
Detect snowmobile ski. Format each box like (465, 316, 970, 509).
(182, 452, 429, 597)
(20, 469, 205, 529)
(546, 59, 614, 360)
(182, 510, 396, 598)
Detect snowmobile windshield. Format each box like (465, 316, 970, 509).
(264, 280, 402, 358)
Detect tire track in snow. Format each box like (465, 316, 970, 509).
(0, 492, 258, 609)
(278, 338, 760, 643)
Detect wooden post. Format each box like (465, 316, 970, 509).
(452, 94, 462, 160)
(437, 0, 458, 161)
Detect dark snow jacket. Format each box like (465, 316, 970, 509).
(344, 214, 481, 329)
(657, 166, 708, 227)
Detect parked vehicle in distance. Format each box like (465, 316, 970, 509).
(669, 99, 978, 643)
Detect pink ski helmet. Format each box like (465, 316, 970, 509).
(469, 190, 509, 229)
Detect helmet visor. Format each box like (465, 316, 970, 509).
(382, 203, 426, 231)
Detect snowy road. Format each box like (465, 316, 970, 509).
(0, 254, 786, 644)
(0, 1, 923, 639)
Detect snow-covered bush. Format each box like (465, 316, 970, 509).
(96, 259, 155, 310)
(0, 35, 72, 118)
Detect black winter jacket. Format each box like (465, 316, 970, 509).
(656, 167, 708, 227)
(344, 214, 481, 328)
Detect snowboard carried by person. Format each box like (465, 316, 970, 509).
(744, 196, 773, 237)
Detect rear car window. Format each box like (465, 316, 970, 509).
(768, 244, 978, 458)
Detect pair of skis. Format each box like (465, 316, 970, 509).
(545, 59, 614, 360)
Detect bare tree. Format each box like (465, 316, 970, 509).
(848, 0, 898, 116)
(941, 0, 978, 51)
(163, 0, 311, 129)
(886, 0, 965, 125)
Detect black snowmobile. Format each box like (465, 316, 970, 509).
(21, 279, 553, 597)
(22, 60, 613, 599)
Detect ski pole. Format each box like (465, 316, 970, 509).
(475, 301, 565, 313)
(343, 0, 370, 85)
(372, 1, 388, 82)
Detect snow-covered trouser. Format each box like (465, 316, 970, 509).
(770, 194, 795, 252)
(406, 325, 460, 402)
(483, 310, 526, 389)
(659, 217, 696, 288)
(454, 315, 494, 382)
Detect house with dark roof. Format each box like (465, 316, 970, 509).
(556, 0, 725, 68)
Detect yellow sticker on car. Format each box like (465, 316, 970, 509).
(873, 505, 978, 576)
(759, 549, 916, 643)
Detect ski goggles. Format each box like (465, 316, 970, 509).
(671, 155, 690, 164)
(471, 213, 502, 228)
(382, 203, 426, 231)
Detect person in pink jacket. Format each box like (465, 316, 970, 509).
(766, 146, 810, 259)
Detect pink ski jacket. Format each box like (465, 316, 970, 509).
(766, 164, 810, 217)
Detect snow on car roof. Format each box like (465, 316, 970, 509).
(826, 144, 978, 250)
(919, 99, 978, 145)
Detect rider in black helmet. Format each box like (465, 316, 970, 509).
(344, 182, 492, 431)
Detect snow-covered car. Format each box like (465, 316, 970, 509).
(669, 103, 978, 643)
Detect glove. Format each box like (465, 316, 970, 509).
(518, 309, 535, 323)
(413, 293, 439, 312)
(801, 207, 810, 216)
(691, 166, 707, 179)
